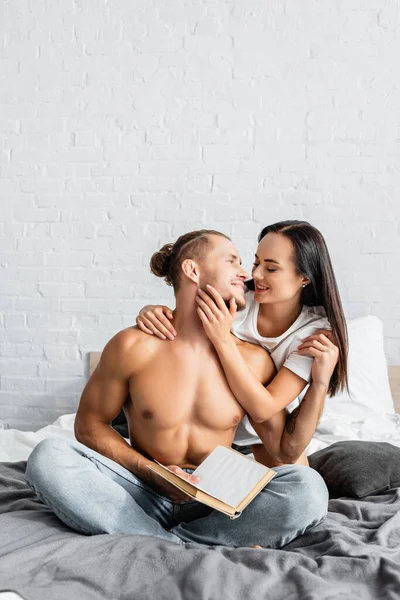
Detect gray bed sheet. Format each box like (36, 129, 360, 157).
(0, 461, 399, 600)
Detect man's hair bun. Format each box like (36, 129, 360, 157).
(150, 243, 174, 282)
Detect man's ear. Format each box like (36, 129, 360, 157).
(181, 259, 200, 284)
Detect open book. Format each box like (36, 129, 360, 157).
(147, 445, 277, 518)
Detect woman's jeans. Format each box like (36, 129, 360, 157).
(25, 438, 328, 548)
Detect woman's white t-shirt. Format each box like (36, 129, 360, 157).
(231, 289, 331, 446)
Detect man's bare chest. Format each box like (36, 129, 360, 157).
(126, 351, 245, 431)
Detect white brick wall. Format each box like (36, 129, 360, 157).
(1, 0, 399, 430)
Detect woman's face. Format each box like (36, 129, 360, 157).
(251, 232, 309, 305)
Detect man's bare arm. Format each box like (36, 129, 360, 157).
(75, 329, 154, 480)
(75, 329, 198, 501)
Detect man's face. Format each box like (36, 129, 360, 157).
(198, 236, 249, 311)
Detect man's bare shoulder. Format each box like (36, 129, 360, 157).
(232, 333, 264, 356)
(231, 334, 276, 384)
(100, 327, 158, 377)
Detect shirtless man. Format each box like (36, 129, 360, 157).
(25, 230, 329, 548)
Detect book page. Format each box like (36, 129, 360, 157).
(157, 446, 272, 508)
(192, 446, 271, 507)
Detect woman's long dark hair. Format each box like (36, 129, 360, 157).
(246, 220, 348, 397)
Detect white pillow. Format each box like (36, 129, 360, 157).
(323, 315, 394, 416)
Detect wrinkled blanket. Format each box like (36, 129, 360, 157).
(0, 461, 399, 600)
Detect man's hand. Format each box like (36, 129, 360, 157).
(146, 464, 200, 504)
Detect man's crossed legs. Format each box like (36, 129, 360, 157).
(25, 438, 328, 548)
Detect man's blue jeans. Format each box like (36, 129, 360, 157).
(25, 438, 328, 548)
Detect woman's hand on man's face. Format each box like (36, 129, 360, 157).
(195, 285, 236, 347)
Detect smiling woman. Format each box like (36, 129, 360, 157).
(243, 221, 348, 397)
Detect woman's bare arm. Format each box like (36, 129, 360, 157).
(196, 285, 339, 425)
(250, 381, 328, 466)
(244, 332, 339, 465)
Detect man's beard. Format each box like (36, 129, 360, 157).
(223, 297, 245, 312)
(200, 283, 246, 312)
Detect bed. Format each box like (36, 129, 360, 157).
(1, 315, 400, 600)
